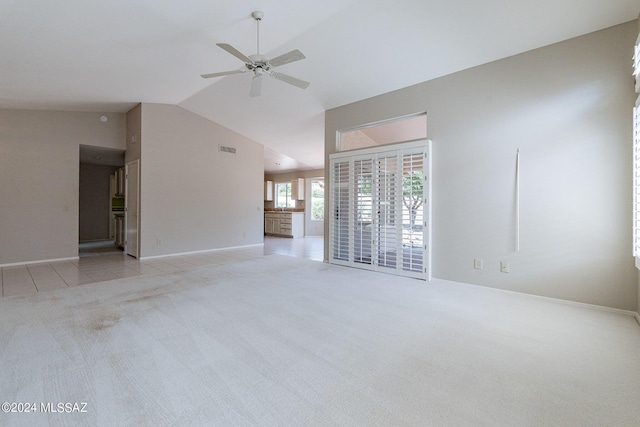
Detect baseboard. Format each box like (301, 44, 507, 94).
(0, 256, 79, 268)
(139, 243, 264, 261)
(438, 278, 639, 321)
(542, 296, 638, 318)
(506, 288, 637, 319)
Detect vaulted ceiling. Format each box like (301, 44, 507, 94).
(1, 0, 638, 172)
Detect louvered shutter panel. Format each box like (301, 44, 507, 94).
(331, 160, 350, 262)
(376, 154, 399, 270)
(353, 158, 373, 265)
(401, 152, 425, 273)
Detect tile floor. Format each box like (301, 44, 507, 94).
(0, 236, 324, 298)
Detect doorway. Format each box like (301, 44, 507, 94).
(78, 145, 125, 257)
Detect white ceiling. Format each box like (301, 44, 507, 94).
(2, 0, 638, 173)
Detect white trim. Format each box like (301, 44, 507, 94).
(515, 148, 520, 252)
(442, 278, 638, 319)
(337, 112, 427, 134)
(632, 97, 640, 258)
(139, 243, 264, 261)
(0, 256, 79, 268)
(516, 290, 637, 318)
(330, 139, 430, 160)
(125, 159, 140, 258)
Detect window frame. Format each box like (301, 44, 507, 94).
(633, 96, 640, 266)
(633, 33, 640, 268)
(274, 182, 294, 209)
(309, 177, 325, 221)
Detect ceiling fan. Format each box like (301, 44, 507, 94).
(201, 11, 310, 97)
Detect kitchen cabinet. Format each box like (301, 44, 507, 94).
(264, 180, 273, 201)
(291, 178, 305, 200)
(264, 212, 304, 238)
(264, 216, 280, 234)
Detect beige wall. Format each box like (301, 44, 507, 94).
(138, 103, 264, 258)
(325, 22, 638, 310)
(0, 109, 125, 265)
(125, 104, 141, 163)
(0, 104, 263, 264)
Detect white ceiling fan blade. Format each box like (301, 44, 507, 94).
(217, 43, 253, 64)
(200, 69, 245, 79)
(250, 76, 262, 97)
(269, 49, 306, 68)
(271, 72, 310, 90)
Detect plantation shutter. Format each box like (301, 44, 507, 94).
(353, 158, 374, 265)
(376, 154, 399, 271)
(401, 152, 425, 274)
(331, 160, 350, 262)
(329, 140, 431, 280)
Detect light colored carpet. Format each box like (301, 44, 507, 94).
(0, 255, 639, 426)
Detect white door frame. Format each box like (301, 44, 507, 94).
(125, 159, 140, 258)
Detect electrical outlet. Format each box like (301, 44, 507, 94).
(500, 261, 509, 273)
(474, 258, 483, 270)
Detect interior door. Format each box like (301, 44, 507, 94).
(125, 160, 140, 258)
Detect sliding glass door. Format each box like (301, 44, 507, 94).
(329, 140, 431, 280)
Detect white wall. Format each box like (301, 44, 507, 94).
(325, 22, 638, 310)
(139, 104, 264, 258)
(0, 109, 125, 265)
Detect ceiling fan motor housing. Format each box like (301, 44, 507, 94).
(247, 54, 270, 75)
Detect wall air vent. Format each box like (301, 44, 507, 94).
(219, 145, 237, 154)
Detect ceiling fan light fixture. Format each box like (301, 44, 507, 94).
(200, 10, 310, 96)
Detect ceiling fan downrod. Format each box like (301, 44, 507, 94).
(252, 11, 263, 55)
